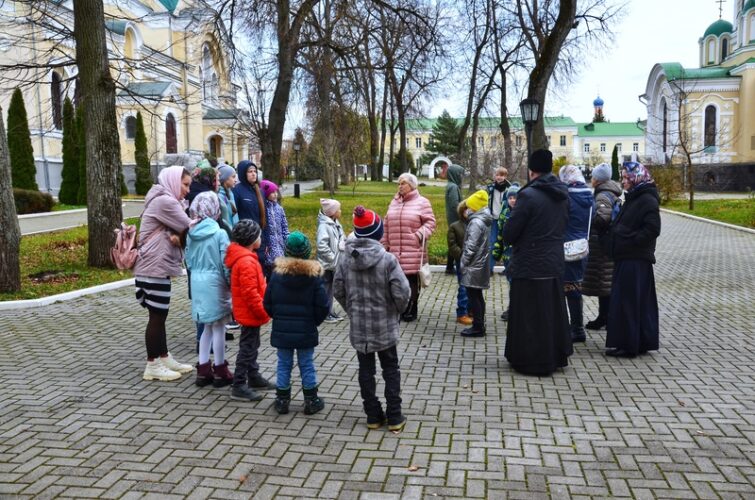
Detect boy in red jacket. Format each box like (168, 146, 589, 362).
(225, 220, 275, 401)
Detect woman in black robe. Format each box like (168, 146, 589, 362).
(601, 161, 661, 357)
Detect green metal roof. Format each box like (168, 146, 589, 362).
(105, 20, 127, 35)
(659, 62, 732, 80)
(704, 19, 733, 37)
(119, 81, 172, 98)
(404, 116, 576, 132)
(203, 108, 241, 120)
(158, 0, 179, 12)
(577, 122, 644, 137)
(744, 0, 755, 13)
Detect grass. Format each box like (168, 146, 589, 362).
(52, 203, 85, 212)
(664, 198, 755, 229)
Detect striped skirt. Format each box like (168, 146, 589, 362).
(135, 276, 172, 312)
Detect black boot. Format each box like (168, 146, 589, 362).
(566, 293, 586, 342)
(401, 301, 416, 322)
(303, 386, 325, 415)
(275, 387, 291, 414)
(586, 296, 609, 330)
(248, 372, 276, 391)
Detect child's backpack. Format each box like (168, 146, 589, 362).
(111, 222, 139, 270)
(610, 194, 622, 222)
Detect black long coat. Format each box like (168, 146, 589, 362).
(601, 183, 661, 263)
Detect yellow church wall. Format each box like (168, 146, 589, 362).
(734, 68, 755, 161)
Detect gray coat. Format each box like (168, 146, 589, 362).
(460, 207, 493, 289)
(334, 238, 411, 354)
(315, 211, 344, 271)
(583, 180, 622, 297)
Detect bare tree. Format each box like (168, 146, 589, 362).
(0, 107, 22, 293)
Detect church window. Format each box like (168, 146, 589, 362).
(707, 39, 716, 64)
(490, 136, 497, 147)
(125, 29, 136, 59)
(51, 72, 63, 130)
(125, 116, 136, 139)
(704, 105, 717, 148)
(583, 143, 590, 153)
(415, 137, 422, 149)
(721, 38, 728, 60)
(750, 14, 755, 42)
(209, 134, 223, 158)
(166, 113, 177, 154)
(560, 135, 566, 146)
(600, 143, 606, 152)
(515, 135, 522, 147)
(662, 100, 668, 153)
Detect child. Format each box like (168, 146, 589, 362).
(260, 179, 289, 278)
(263, 232, 330, 415)
(333, 206, 411, 432)
(459, 190, 494, 338)
(492, 184, 520, 320)
(185, 191, 234, 387)
(217, 164, 239, 230)
(225, 219, 276, 401)
(316, 198, 345, 323)
(447, 201, 471, 325)
(486, 167, 512, 270)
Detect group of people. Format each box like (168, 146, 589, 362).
(131, 149, 661, 430)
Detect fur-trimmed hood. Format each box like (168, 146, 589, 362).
(273, 257, 324, 277)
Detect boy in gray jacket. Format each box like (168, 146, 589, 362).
(334, 206, 411, 432)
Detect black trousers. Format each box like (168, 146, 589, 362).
(466, 287, 486, 330)
(357, 345, 402, 423)
(404, 273, 419, 316)
(233, 326, 261, 386)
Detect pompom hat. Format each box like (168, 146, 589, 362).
(260, 179, 278, 199)
(285, 231, 312, 259)
(352, 205, 384, 240)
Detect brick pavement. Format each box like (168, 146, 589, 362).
(0, 212, 753, 499)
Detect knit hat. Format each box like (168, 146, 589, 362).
(506, 183, 521, 199)
(231, 219, 261, 247)
(529, 149, 553, 173)
(285, 231, 312, 259)
(352, 205, 384, 240)
(592, 163, 612, 182)
(558, 164, 586, 185)
(260, 179, 278, 199)
(320, 198, 341, 217)
(218, 165, 236, 184)
(466, 190, 489, 212)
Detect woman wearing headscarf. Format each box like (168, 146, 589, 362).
(134, 166, 194, 381)
(233, 160, 267, 259)
(582, 163, 623, 330)
(600, 161, 661, 357)
(558, 165, 595, 343)
(382, 173, 436, 322)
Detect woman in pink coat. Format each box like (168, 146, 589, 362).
(383, 173, 436, 321)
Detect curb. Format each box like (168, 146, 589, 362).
(660, 208, 755, 235)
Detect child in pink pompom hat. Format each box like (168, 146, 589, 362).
(260, 179, 289, 278)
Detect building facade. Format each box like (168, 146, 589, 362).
(0, 0, 249, 194)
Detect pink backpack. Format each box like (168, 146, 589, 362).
(111, 222, 139, 270)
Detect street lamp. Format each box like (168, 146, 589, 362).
(519, 98, 541, 168)
(293, 142, 301, 198)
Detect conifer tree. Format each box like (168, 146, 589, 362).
(425, 110, 461, 157)
(134, 112, 152, 195)
(592, 108, 606, 123)
(59, 97, 80, 204)
(76, 105, 87, 204)
(611, 144, 620, 181)
(6, 88, 38, 190)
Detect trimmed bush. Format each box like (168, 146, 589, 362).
(58, 97, 80, 204)
(14, 188, 54, 214)
(134, 112, 152, 195)
(649, 165, 684, 205)
(7, 88, 38, 190)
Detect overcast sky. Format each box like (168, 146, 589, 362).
(431, 0, 728, 124)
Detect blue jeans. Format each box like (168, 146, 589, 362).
(455, 264, 468, 317)
(277, 347, 317, 389)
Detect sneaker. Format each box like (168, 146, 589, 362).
(331, 314, 344, 322)
(143, 360, 181, 381)
(456, 315, 473, 326)
(160, 353, 193, 374)
(388, 416, 407, 432)
(226, 321, 240, 330)
(230, 384, 264, 402)
(367, 418, 387, 430)
(324, 314, 340, 323)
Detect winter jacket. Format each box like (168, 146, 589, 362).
(218, 187, 239, 230)
(492, 207, 513, 264)
(263, 201, 289, 269)
(460, 207, 494, 289)
(263, 257, 329, 349)
(447, 220, 466, 262)
(444, 164, 464, 224)
(225, 242, 270, 327)
(333, 238, 411, 354)
(133, 184, 192, 278)
(563, 182, 595, 283)
(486, 180, 511, 219)
(185, 218, 232, 324)
(233, 161, 265, 225)
(583, 180, 622, 297)
(502, 173, 569, 280)
(316, 211, 345, 271)
(383, 189, 436, 274)
(601, 183, 661, 263)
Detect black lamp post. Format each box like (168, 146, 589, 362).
(519, 98, 541, 167)
(293, 142, 301, 198)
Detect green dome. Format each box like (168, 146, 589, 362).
(704, 19, 733, 37)
(744, 0, 755, 13)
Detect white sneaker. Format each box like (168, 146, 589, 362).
(143, 360, 181, 381)
(160, 353, 193, 374)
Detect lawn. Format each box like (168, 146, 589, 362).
(664, 198, 755, 229)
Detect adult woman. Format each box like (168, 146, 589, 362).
(382, 173, 436, 322)
(558, 165, 595, 342)
(601, 161, 661, 357)
(134, 166, 194, 381)
(233, 160, 267, 258)
(582, 163, 622, 330)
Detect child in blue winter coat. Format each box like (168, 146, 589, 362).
(185, 191, 234, 388)
(260, 179, 289, 278)
(492, 184, 520, 320)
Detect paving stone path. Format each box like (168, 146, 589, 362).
(0, 212, 753, 499)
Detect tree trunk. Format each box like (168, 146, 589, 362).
(0, 108, 22, 292)
(378, 78, 389, 181)
(73, 0, 123, 268)
(264, 41, 294, 185)
(500, 74, 513, 175)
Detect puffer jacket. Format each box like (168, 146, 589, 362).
(185, 218, 232, 324)
(447, 220, 466, 262)
(583, 180, 622, 297)
(383, 189, 436, 274)
(316, 211, 344, 271)
(333, 238, 411, 354)
(263, 257, 329, 349)
(563, 182, 595, 283)
(601, 183, 661, 263)
(133, 184, 192, 278)
(225, 242, 270, 327)
(444, 164, 464, 224)
(263, 201, 289, 269)
(460, 207, 494, 289)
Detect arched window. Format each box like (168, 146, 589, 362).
(721, 38, 729, 60)
(704, 105, 717, 148)
(707, 39, 716, 63)
(166, 113, 177, 154)
(125, 116, 137, 139)
(125, 28, 136, 59)
(750, 14, 755, 41)
(211, 74, 219, 101)
(202, 44, 213, 101)
(662, 99, 668, 153)
(51, 72, 63, 130)
(209, 135, 223, 158)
